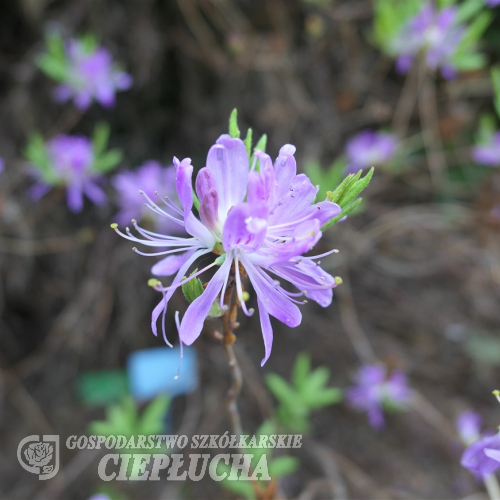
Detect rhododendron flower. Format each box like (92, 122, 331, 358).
(392, 3, 464, 79)
(345, 130, 397, 174)
(112, 161, 180, 232)
(346, 364, 412, 430)
(486, 0, 500, 6)
(29, 135, 106, 212)
(113, 135, 342, 365)
(53, 39, 132, 110)
(471, 132, 500, 167)
(456, 410, 482, 445)
(462, 433, 500, 477)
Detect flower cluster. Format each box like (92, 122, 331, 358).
(112, 161, 179, 231)
(40, 35, 132, 110)
(345, 130, 397, 175)
(113, 134, 343, 365)
(346, 364, 412, 430)
(25, 123, 123, 212)
(392, 2, 464, 79)
(28, 135, 105, 212)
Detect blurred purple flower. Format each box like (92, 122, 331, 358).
(471, 132, 500, 167)
(112, 161, 180, 231)
(393, 3, 464, 79)
(456, 410, 482, 445)
(345, 130, 397, 175)
(30, 135, 106, 212)
(346, 364, 412, 430)
(54, 39, 132, 110)
(462, 433, 500, 477)
(0, 157, 4, 174)
(113, 135, 342, 365)
(486, 0, 500, 6)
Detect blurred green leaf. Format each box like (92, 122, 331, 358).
(492, 66, 500, 120)
(229, 109, 241, 139)
(92, 123, 111, 157)
(269, 456, 300, 477)
(266, 352, 342, 434)
(244, 128, 253, 159)
(93, 149, 123, 173)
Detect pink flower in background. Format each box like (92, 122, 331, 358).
(462, 433, 500, 477)
(54, 39, 132, 110)
(30, 135, 106, 212)
(471, 132, 500, 167)
(347, 364, 412, 430)
(112, 161, 180, 232)
(345, 130, 397, 174)
(456, 410, 482, 445)
(392, 3, 464, 79)
(113, 135, 341, 365)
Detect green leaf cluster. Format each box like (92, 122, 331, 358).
(322, 167, 374, 229)
(304, 157, 346, 202)
(37, 32, 68, 82)
(265, 353, 342, 433)
(451, 0, 492, 72)
(89, 394, 170, 440)
(373, 0, 422, 53)
(215, 420, 299, 500)
(229, 109, 267, 170)
(24, 123, 122, 184)
(91, 123, 123, 174)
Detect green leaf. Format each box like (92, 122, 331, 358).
(456, 0, 484, 24)
(322, 167, 373, 229)
(492, 66, 500, 121)
(292, 353, 311, 391)
(37, 56, 68, 81)
(269, 456, 300, 477)
(303, 366, 330, 393)
(138, 394, 170, 435)
(265, 374, 297, 408)
(254, 134, 267, 154)
(214, 462, 255, 500)
(192, 190, 201, 211)
(93, 149, 123, 173)
(182, 270, 205, 303)
(80, 33, 99, 54)
(229, 109, 241, 139)
(302, 388, 343, 408)
(92, 123, 111, 157)
(244, 128, 253, 158)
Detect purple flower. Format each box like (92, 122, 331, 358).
(456, 410, 482, 445)
(0, 157, 4, 174)
(346, 364, 412, 430)
(392, 3, 464, 79)
(345, 130, 397, 174)
(486, 0, 500, 6)
(471, 132, 500, 167)
(112, 161, 181, 232)
(113, 136, 342, 365)
(54, 39, 132, 110)
(462, 433, 500, 477)
(30, 135, 106, 212)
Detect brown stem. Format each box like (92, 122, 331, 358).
(221, 273, 243, 439)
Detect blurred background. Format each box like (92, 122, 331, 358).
(2, 0, 500, 498)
